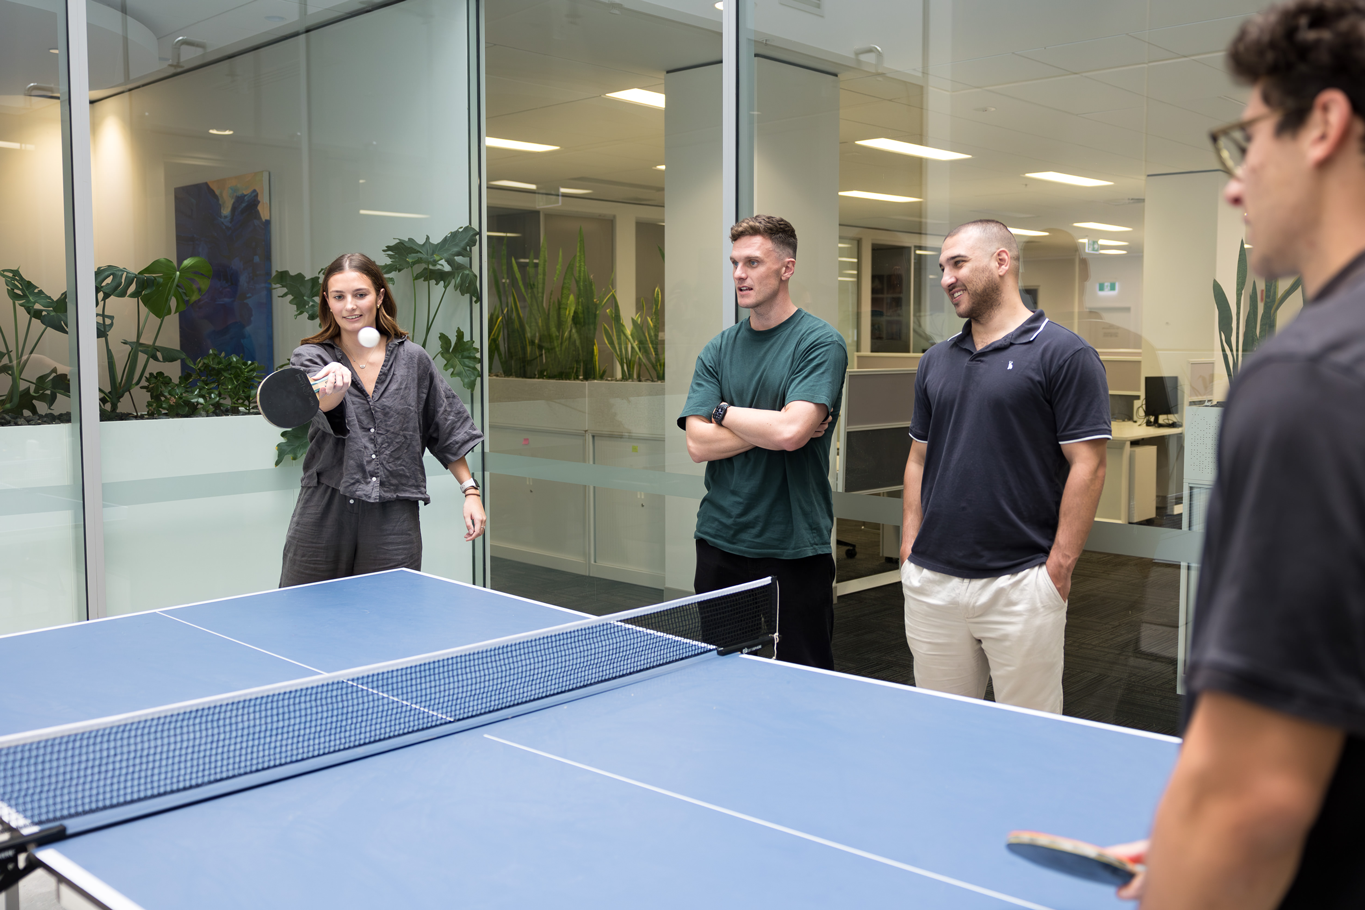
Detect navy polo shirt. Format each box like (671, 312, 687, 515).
(907, 310, 1111, 578)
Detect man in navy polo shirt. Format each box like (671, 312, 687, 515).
(899, 219, 1109, 713)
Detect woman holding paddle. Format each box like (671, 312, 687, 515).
(278, 252, 485, 587)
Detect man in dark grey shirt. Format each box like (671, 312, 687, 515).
(1118, 3, 1365, 906)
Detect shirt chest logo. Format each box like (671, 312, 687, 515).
(1008, 361, 1014, 370)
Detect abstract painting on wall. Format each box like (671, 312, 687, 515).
(174, 171, 273, 370)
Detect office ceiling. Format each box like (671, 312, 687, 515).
(485, 0, 1264, 256)
(4, 0, 1263, 257)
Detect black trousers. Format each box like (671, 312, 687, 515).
(280, 484, 422, 587)
(694, 538, 836, 670)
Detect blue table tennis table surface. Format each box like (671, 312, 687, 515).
(2, 570, 1179, 910)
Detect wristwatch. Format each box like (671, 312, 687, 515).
(711, 401, 731, 426)
(459, 477, 480, 494)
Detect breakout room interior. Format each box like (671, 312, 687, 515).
(3, 0, 1276, 835)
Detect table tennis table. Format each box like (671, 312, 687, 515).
(0, 569, 1178, 910)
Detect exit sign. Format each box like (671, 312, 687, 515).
(1097, 281, 1119, 294)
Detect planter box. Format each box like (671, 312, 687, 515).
(488, 377, 669, 588)
(0, 415, 476, 633)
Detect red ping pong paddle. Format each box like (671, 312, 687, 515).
(1005, 830, 1140, 886)
(257, 367, 327, 428)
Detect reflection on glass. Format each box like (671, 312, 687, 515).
(484, 0, 717, 605)
(84, 0, 478, 613)
(0, 0, 87, 633)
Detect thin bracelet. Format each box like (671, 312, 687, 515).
(464, 489, 481, 497)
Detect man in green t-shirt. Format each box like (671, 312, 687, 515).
(679, 215, 849, 668)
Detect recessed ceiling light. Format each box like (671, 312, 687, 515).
(1096, 239, 1128, 246)
(838, 276, 856, 281)
(486, 137, 558, 152)
(559, 188, 592, 195)
(1097, 249, 1128, 255)
(1008, 227, 1049, 237)
(1025, 171, 1113, 187)
(208, 129, 233, 135)
(838, 257, 857, 262)
(1074, 221, 1131, 232)
(491, 179, 536, 190)
(655, 165, 666, 170)
(605, 89, 665, 109)
(839, 190, 920, 203)
(715, 1, 723, 8)
(49, 48, 59, 54)
(915, 250, 937, 255)
(358, 209, 429, 219)
(856, 138, 971, 161)
(486, 231, 522, 237)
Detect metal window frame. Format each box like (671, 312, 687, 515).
(58, 0, 105, 621)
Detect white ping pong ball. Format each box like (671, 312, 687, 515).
(358, 327, 380, 348)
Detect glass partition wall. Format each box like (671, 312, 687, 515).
(0, 0, 483, 636)
(741, 0, 1270, 734)
(0, 0, 92, 634)
(482, 0, 719, 612)
(3, 0, 1284, 740)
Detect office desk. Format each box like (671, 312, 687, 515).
(1097, 423, 1183, 524)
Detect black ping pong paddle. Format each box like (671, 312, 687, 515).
(1005, 830, 1139, 886)
(257, 367, 327, 428)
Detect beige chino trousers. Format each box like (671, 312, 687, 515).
(901, 561, 1067, 713)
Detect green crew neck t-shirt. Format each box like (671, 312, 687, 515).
(678, 308, 848, 559)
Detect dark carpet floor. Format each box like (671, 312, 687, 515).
(492, 539, 1182, 737)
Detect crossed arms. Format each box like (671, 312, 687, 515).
(686, 401, 832, 462)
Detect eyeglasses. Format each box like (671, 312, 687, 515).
(1209, 111, 1278, 176)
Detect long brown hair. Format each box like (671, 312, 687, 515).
(301, 252, 409, 345)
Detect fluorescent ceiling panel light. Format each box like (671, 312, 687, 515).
(605, 89, 665, 109)
(1097, 249, 1128, 255)
(49, 48, 59, 54)
(916, 250, 937, 255)
(714, 1, 723, 7)
(856, 137, 970, 161)
(208, 129, 233, 135)
(491, 179, 536, 190)
(1025, 171, 1113, 187)
(1074, 221, 1132, 232)
(359, 209, 429, 219)
(839, 190, 920, 203)
(1007, 227, 1049, 237)
(655, 165, 665, 170)
(838, 257, 857, 262)
(559, 188, 592, 195)
(838, 276, 856, 281)
(486, 231, 522, 237)
(486, 137, 558, 152)
(1078, 238, 1128, 246)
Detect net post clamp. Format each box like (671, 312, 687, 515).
(0, 824, 65, 892)
(717, 634, 774, 656)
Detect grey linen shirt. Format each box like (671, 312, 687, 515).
(290, 337, 482, 504)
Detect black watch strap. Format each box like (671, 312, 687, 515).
(711, 401, 730, 426)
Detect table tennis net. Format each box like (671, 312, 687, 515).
(0, 578, 776, 831)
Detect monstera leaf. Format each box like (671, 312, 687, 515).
(139, 256, 211, 318)
(438, 329, 481, 391)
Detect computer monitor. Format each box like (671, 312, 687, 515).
(1145, 375, 1180, 420)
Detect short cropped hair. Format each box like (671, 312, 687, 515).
(944, 219, 1021, 275)
(731, 215, 798, 260)
(1228, 0, 1365, 147)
